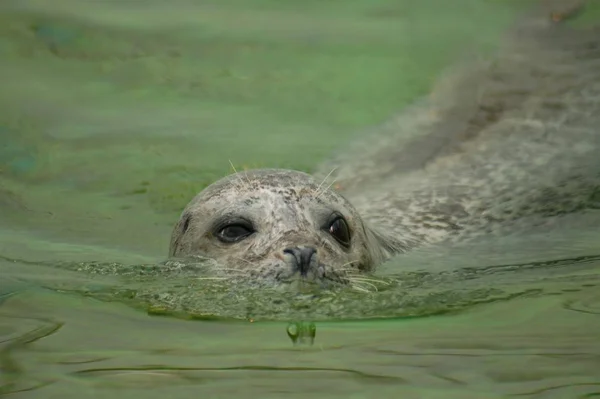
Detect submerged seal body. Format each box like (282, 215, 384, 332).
(170, 2, 600, 283)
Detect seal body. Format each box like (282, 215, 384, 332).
(170, 2, 600, 283)
(316, 1, 600, 248)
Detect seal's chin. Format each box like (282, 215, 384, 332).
(275, 262, 348, 286)
(231, 255, 350, 287)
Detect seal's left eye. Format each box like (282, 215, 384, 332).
(217, 224, 254, 243)
(327, 217, 351, 248)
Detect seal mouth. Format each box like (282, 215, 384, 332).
(276, 263, 352, 288)
(177, 254, 354, 288)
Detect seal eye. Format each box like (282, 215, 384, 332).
(216, 224, 254, 243)
(327, 217, 351, 247)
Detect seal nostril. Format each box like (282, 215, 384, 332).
(303, 247, 317, 258)
(283, 246, 318, 276)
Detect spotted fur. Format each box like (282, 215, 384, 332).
(317, 0, 600, 249)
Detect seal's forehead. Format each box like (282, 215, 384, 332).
(185, 168, 359, 220)
(200, 180, 319, 209)
(231, 169, 317, 187)
(202, 168, 320, 198)
(186, 168, 355, 216)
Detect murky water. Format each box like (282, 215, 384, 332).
(1, 0, 599, 397)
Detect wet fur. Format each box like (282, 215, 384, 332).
(316, 0, 600, 251)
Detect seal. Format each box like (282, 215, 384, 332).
(169, 169, 400, 284)
(169, 1, 600, 283)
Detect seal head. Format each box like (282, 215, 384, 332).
(169, 169, 391, 284)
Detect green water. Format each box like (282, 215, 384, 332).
(1, 0, 600, 397)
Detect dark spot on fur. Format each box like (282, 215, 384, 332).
(182, 213, 192, 233)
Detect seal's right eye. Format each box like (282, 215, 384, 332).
(216, 223, 254, 243)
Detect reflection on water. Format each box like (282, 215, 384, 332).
(1, 275, 599, 398)
(1, 0, 600, 397)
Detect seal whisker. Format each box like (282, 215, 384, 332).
(316, 179, 338, 200)
(340, 260, 360, 267)
(335, 261, 361, 273)
(337, 264, 361, 272)
(241, 168, 253, 187)
(214, 270, 248, 278)
(232, 257, 258, 267)
(228, 159, 251, 190)
(194, 277, 230, 281)
(347, 277, 379, 291)
(215, 271, 247, 277)
(350, 284, 371, 293)
(346, 276, 392, 286)
(314, 166, 337, 198)
(213, 267, 247, 273)
(337, 269, 361, 275)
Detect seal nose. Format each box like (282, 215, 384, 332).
(283, 246, 317, 276)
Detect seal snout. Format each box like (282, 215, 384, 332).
(283, 246, 318, 276)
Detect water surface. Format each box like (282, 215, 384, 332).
(1, 0, 599, 397)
